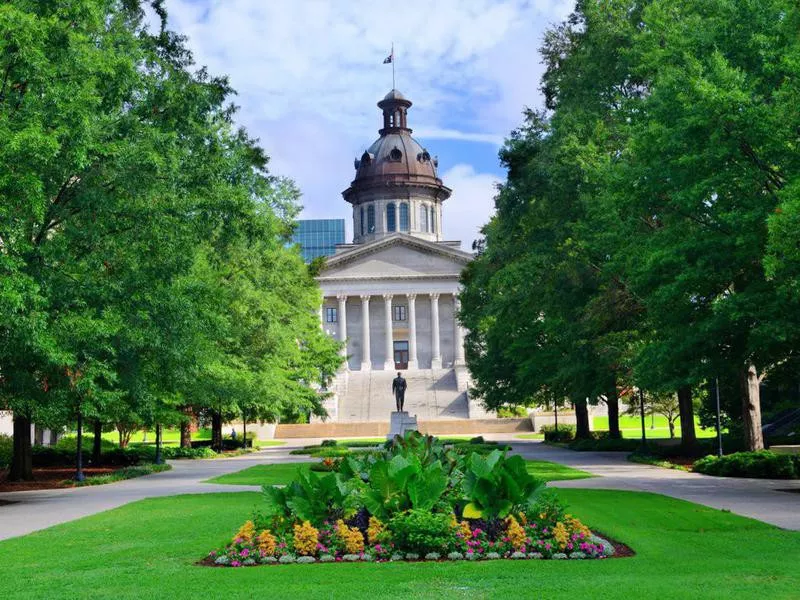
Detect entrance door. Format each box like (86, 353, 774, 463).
(393, 341, 409, 370)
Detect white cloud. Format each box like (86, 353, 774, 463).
(160, 0, 572, 238)
(441, 164, 500, 250)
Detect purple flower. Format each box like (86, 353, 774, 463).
(231, 560, 241, 567)
(240, 548, 250, 557)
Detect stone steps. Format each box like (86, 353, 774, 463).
(275, 417, 533, 439)
(336, 369, 469, 422)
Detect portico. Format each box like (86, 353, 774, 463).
(321, 287, 467, 372)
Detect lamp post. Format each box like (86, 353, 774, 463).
(714, 378, 723, 457)
(639, 388, 647, 452)
(75, 409, 85, 482)
(154, 423, 162, 465)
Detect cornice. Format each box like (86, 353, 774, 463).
(321, 233, 473, 272)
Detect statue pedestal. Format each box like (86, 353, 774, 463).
(388, 411, 418, 439)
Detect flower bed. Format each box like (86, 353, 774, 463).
(205, 432, 624, 566)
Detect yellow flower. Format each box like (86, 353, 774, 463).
(552, 522, 569, 550)
(459, 520, 472, 540)
(563, 515, 591, 539)
(505, 515, 527, 551)
(336, 519, 365, 554)
(256, 530, 276, 556)
(367, 516, 385, 544)
(233, 520, 256, 544)
(293, 521, 319, 556)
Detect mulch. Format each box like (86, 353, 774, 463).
(0, 466, 120, 492)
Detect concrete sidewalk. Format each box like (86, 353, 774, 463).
(509, 440, 800, 530)
(0, 444, 308, 541)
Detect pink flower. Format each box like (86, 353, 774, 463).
(231, 560, 241, 567)
(240, 548, 250, 557)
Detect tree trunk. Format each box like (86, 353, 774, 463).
(211, 411, 223, 452)
(606, 381, 621, 439)
(740, 363, 764, 451)
(155, 423, 162, 464)
(574, 397, 591, 439)
(668, 419, 675, 439)
(677, 386, 697, 452)
(92, 419, 103, 464)
(9, 415, 33, 481)
(75, 411, 85, 482)
(242, 414, 247, 449)
(180, 420, 192, 448)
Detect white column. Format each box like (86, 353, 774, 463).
(430, 293, 441, 369)
(383, 294, 394, 370)
(408, 293, 418, 369)
(337, 295, 348, 368)
(318, 303, 324, 330)
(453, 295, 465, 365)
(360, 295, 371, 371)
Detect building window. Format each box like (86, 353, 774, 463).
(325, 307, 337, 323)
(360, 207, 364, 236)
(419, 204, 428, 232)
(399, 202, 409, 232)
(387, 202, 396, 232)
(393, 305, 407, 321)
(367, 204, 375, 233)
(430, 206, 436, 233)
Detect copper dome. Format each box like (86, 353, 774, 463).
(343, 90, 451, 203)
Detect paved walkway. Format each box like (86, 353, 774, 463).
(1, 436, 798, 542)
(510, 441, 800, 531)
(0, 444, 309, 541)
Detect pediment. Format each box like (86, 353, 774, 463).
(318, 234, 471, 280)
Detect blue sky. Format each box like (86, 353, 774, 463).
(158, 0, 574, 248)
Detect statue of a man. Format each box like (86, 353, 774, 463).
(392, 371, 407, 412)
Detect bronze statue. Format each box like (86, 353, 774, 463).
(392, 372, 407, 412)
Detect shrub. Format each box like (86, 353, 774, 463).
(321, 439, 338, 447)
(541, 425, 575, 442)
(56, 435, 116, 454)
(693, 451, 798, 479)
(162, 446, 216, 459)
(0, 434, 13, 469)
(388, 510, 452, 555)
(497, 405, 529, 418)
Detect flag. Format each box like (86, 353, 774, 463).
(383, 51, 393, 64)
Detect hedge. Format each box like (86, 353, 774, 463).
(693, 451, 800, 479)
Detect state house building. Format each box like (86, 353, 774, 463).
(316, 89, 487, 423)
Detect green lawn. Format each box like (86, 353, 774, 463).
(0, 489, 797, 599)
(593, 415, 719, 439)
(98, 429, 287, 445)
(515, 433, 544, 440)
(525, 459, 592, 481)
(207, 459, 590, 486)
(206, 462, 313, 485)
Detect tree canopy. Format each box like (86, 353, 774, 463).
(461, 0, 800, 451)
(0, 0, 340, 479)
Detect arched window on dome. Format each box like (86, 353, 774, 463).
(399, 202, 409, 232)
(430, 205, 436, 234)
(387, 202, 396, 232)
(360, 206, 365, 236)
(419, 204, 428, 232)
(367, 204, 375, 233)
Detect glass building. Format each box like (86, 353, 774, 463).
(291, 219, 346, 262)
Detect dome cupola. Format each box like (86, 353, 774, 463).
(344, 90, 451, 245)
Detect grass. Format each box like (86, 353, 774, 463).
(98, 429, 287, 445)
(0, 489, 798, 599)
(592, 415, 719, 439)
(206, 462, 313, 486)
(206, 459, 589, 486)
(515, 433, 545, 440)
(525, 459, 592, 481)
